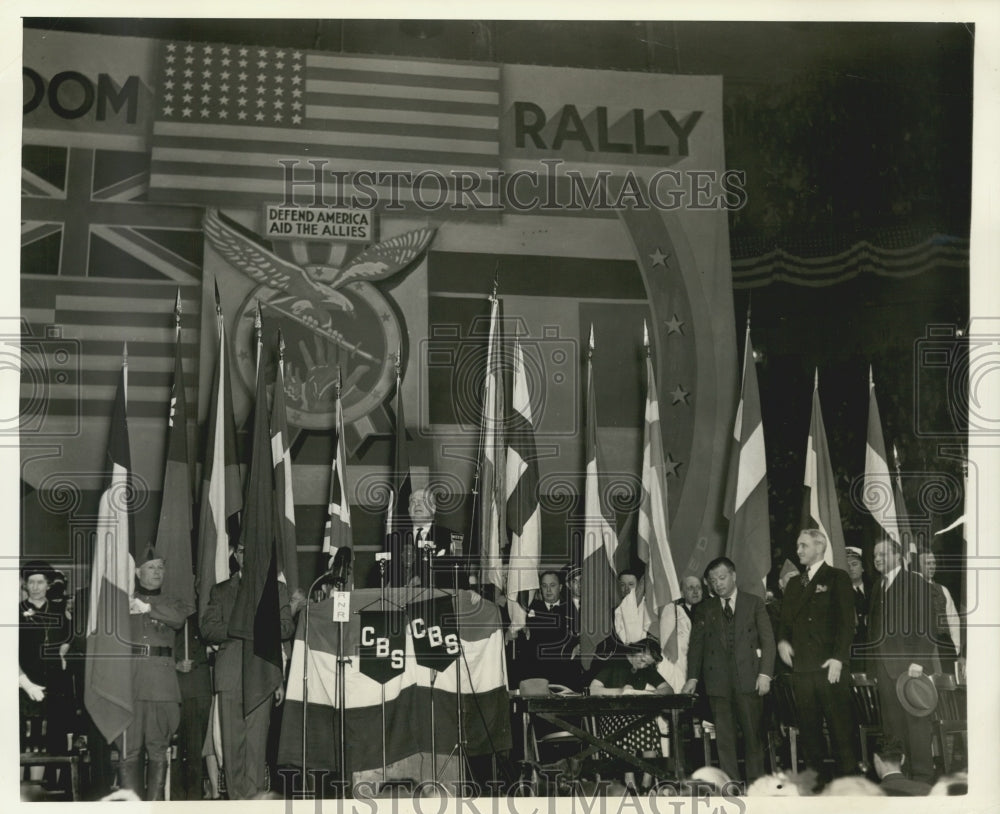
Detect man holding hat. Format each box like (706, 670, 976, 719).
(118, 542, 195, 800)
(870, 537, 945, 784)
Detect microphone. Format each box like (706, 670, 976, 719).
(330, 546, 353, 589)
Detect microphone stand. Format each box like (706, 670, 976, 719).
(378, 558, 389, 788)
(333, 570, 351, 797)
(422, 543, 439, 784)
(444, 561, 468, 790)
(301, 568, 334, 797)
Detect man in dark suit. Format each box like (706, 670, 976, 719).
(845, 546, 872, 674)
(777, 528, 857, 782)
(522, 570, 577, 687)
(869, 537, 944, 784)
(874, 738, 932, 796)
(386, 488, 464, 587)
(200, 545, 296, 799)
(682, 556, 775, 785)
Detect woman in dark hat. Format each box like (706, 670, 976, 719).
(19, 560, 72, 758)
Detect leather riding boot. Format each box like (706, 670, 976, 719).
(118, 756, 144, 798)
(146, 758, 169, 801)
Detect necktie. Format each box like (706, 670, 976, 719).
(800, 572, 810, 587)
(724, 598, 733, 620)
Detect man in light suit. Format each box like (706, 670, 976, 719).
(777, 528, 857, 783)
(682, 556, 775, 785)
(870, 537, 944, 784)
(200, 545, 296, 799)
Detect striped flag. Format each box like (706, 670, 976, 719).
(637, 329, 682, 637)
(723, 322, 771, 596)
(196, 296, 243, 617)
(580, 328, 619, 668)
(477, 293, 506, 589)
(276, 589, 511, 772)
(864, 367, 902, 548)
(84, 349, 134, 743)
(154, 294, 196, 610)
(385, 363, 412, 550)
(270, 340, 299, 592)
(149, 42, 500, 209)
(802, 370, 847, 569)
(504, 337, 541, 635)
(322, 380, 353, 571)
(229, 342, 283, 716)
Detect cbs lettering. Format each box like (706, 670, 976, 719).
(409, 618, 459, 654)
(360, 626, 405, 670)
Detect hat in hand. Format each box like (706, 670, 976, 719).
(895, 671, 938, 717)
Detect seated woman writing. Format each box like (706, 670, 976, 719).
(589, 636, 672, 790)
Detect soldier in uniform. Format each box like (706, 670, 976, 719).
(118, 544, 194, 800)
(201, 544, 295, 799)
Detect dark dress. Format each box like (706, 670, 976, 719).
(591, 659, 668, 755)
(19, 598, 72, 753)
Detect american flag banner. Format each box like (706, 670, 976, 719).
(148, 42, 501, 209)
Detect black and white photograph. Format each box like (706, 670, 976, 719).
(6, 3, 998, 807)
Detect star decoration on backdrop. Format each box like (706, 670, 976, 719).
(665, 314, 685, 335)
(670, 385, 691, 405)
(649, 248, 670, 267)
(662, 453, 682, 478)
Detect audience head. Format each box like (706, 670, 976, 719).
(617, 569, 641, 599)
(705, 557, 737, 599)
(21, 560, 53, 603)
(873, 537, 902, 575)
(539, 570, 563, 604)
(873, 738, 905, 778)
(689, 765, 732, 794)
(746, 772, 803, 796)
(136, 556, 166, 591)
(796, 528, 828, 568)
(408, 487, 437, 524)
(822, 776, 884, 796)
(564, 564, 582, 599)
(929, 772, 967, 795)
(681, 575, 703, 606)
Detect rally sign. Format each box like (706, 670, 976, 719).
(407, 596, 460, 669)
(358, 610, 407, 684)
(263, 204, 374, 243)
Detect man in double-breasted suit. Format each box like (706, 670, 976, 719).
(200, 545, 296, 799)
(683, 556, 775, 784)
(869, 537, 944, 784)
(777, 529, 857, 782)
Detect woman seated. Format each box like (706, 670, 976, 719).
(589, 636, 672, 789)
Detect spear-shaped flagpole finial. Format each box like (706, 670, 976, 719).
(122, 340, 129, 367)
(214, 279, 223, 317)
(493, 261, 500, 299)
(746, 294, 752, 331)
(869, 364, 874, 389)
(336, 365, 343, 399)
(814, 367, 819, 390)
(174, 288, 183, 329)
(892, 443, 901, 473)
(254, 300, 263, 337)
(277, 328, 285, 360)
(395, 344, 401, 376)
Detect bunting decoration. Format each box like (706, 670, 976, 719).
(722, 318, 771, 595)
(802, 370, 847, 569)
(84, 347, 135, 743)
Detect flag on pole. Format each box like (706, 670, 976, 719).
(385, 356, 412, 552)
(637, 323, 682, 648)
(580, 327, 619, 668)
(722, 320, 771, 596)
(504, 337, 541, 635)
(892, 444, 917, 561)
(864, 366, 902, 549)
(155, 293, 196, 611)
(802, 370, 847, 569)
(270, 334, 299, 592)
(477, 291, 506, 590)
(228, 327, 283, 716)
(85, 347, 135, 743)
(322, 376, 353, 570)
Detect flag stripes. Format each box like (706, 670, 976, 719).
(803, 371, 847, 570)
(478, 294, 506, 589)
(271, 356, 299, 591)
(864, 368, 902, 547)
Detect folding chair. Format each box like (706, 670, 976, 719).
(849, 673, 882, 773)
(931, 673, 967, 774)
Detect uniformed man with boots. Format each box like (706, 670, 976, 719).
(117, 544, 194, 800)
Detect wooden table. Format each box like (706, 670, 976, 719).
(510, 693, 696, 784)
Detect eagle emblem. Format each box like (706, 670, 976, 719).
(203, 208, 435, 431)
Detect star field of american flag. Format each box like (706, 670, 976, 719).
(158, 42, 306, 126)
